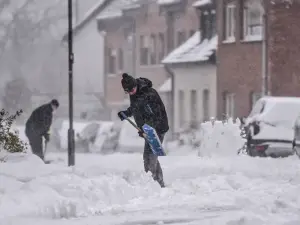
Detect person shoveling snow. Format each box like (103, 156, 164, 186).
(25, 99, 59, 163)
(117, 73, 169, 188)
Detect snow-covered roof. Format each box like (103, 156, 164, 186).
(192, 0, 212, 7)
(97, 0, 142, 20)
(62, 0, 108, 41)
(157, 0, 181, 5)
(158, 78, 172, 93)
(162, 31, 218, 64)
(80, 0, 107, 23)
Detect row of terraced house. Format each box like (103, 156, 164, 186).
(68, 0, 300, 136)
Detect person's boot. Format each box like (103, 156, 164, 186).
(157, 179, 165, 188)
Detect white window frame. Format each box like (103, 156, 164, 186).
(179, 90, 185, 128)
(224, 3, 236, 42)
(190, 90, 197, 126)
(202, 89, 210, 122)
(140, 35, 149, 65)
(243, 0, 263, 41)
(225, 93, 235, 119)
(150, 34, 157, 65)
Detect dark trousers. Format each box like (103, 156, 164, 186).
(143, 133, 165, 187)
(25, 129, 44, 160)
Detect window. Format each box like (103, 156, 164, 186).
(224, 3, 236, 41)
(158, 33, 165, 61)
(118, 48, 123, 70)
(224, 92, 235, 119)
(190, 90, 197, 126)
(211, 10, 217, 37)
(108, 48, 116, 74)
(203, 89, 210, 121)
(179, 90, 185, 127)
(140, 35, 149, 65)
(202, 11, 210, 40)
(243, 0, 263, 40)
(202, 10, 217, 40)
(177, 31, 186, 47)
(150, 34, 157, 65)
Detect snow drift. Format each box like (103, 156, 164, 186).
(1, 119, 300, 225)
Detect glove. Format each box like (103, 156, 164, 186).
(44, 133, 50, 143)
(138, 130, 144, 138)
(117, 111, 127, 121)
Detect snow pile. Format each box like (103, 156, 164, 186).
(167, 118, 245, 156)
(0, 153, 158, 220)
(198, 118, 245, 157)
(2, 152, 300, 224)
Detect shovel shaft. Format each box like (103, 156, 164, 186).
(120, 111, 147, 138)
(120, 112, 141, 131)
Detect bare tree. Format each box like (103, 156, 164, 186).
(0, 0, 68, 114)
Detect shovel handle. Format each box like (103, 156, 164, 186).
(120, 112, 140, 131)
(120, 111, 147, 138)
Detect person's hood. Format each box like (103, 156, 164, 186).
(136, 77, 152, 91)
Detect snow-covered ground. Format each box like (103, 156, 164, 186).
(2, 119, 300, 225)
(1, 151, 300, 225)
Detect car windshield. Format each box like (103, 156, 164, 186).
(249, 100, 265, 117)
(295, 115, 300, 127)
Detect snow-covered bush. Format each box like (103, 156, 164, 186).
(0, 109, 27, 155)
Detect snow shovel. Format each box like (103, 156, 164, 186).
(120, 112, 166, 156)
(43, 139, 51, 164)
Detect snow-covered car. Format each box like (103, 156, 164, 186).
(58, 120, 89, 151)
(292, 114, 300, 158)
(75, 121, 121, 154)
(117, 119, 144, 153)
(244, 96, 300, 158)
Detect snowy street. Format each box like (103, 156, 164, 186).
(1, 152, 300, 225)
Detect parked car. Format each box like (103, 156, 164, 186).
(244, 96, 300, 158)
(292, 114, 300, 158)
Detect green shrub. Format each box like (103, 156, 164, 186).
(0, 109, 27, 153)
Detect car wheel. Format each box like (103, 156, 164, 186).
(247, 147, 255, 157)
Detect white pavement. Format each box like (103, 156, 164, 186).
(1, 152, 300, 225)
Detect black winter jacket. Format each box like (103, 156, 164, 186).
(124, 77, 169, 134)
(25, 103, 53, 137)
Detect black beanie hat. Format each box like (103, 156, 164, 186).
(51, 99, 59, 108)
(121, 73, 137, 92)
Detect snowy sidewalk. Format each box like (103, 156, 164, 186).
(1, 152, 300, 225)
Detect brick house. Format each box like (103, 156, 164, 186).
(97, 0, 167, 121)
(217, 0, 300, 119)
(161, 0, 217, 132)
(97, 0, 200, 136)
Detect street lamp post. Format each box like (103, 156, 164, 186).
(68, 0, 75, 166)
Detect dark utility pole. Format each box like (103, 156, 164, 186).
(68, 0, 75, 166)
